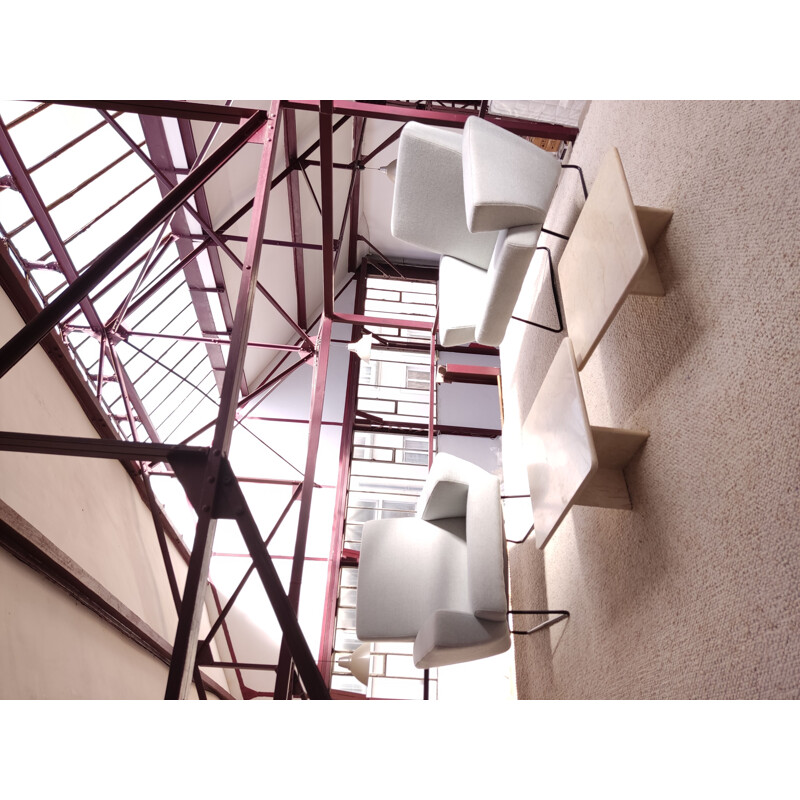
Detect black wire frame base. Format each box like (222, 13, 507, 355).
(511, 245, 563, 334)
(508, 609, 570, 635)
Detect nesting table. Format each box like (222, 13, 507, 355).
(559, 147, 673, 370)
(522, 338, 649, 549)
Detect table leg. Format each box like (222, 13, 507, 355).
(573, 426, 649, 509)
(631, 205, 673, 296)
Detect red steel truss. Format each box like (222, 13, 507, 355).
(0, 99, 573, 699)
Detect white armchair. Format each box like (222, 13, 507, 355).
(390, 116, 563, 347)
(355, 453, 569, 670)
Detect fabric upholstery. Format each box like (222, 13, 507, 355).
(413, 610, 511, 669)
(356, 516, 468, 642)
(462, 115, 562, 233)
(474, 225, 540, 346)
(355, 453, 511, 669)
(390, 122, 498, 268)
(415, 451, 477, 520)
(465, 466, 509, 622)
(389, 117, 561, 348)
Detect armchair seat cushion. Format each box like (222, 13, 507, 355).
(356, 516, 469, 642)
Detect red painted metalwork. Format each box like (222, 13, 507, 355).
(54, 98, 579, 142)
(176, 232, 331, 251)
(317, 265, 367, 680)
(283, 108, 308, 330)
(319, 102, 336, 319)
(273, 316, 334, 699)
(144, 114, 240, 395)
(334, 118, 364, 276)
(101, 110, 314, 352)
(52, 100, 256, 124)
(334, 312, 433, 331)
(164, 103, 280, 699)
(63, 324, 307, 352)
(284, 100, 580, 141)
(439, 364, 501, 385)
(0, 115, 162, 441)
(428, 307, 439, 466)
(348, 120, 365, 272)
(1, 99, 516, 700)
(0, 109, 268, 380)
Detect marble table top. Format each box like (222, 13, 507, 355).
(522, 338, 597, 548)
(558, 148, 650, 370)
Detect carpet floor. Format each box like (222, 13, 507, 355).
(500, 100, 800, 699)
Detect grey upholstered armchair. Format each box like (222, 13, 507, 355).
(390, 116, 563, 347)
(355, 453, 569, 670)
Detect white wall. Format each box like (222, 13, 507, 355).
(0, 289, 228, 698)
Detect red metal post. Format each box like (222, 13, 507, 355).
(284, 101, 580, 141)
(164, 103, 279, 700)
(317, 265, 367, 680)
(272, 316, 333, 699)
(319, 101, 335, 319)
(283, 108, 308, 330)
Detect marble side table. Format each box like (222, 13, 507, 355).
(559, 147, 673, 370)
(522, 338, 649, 549)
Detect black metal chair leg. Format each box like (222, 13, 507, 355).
(512, 246, 563, 334)
(541, 226, 570, 241)
(561, 163, 588, 199)
(508, 610, 570, 635)
(540, 164, 589, 241)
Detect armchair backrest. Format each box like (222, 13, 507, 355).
(390, 122, 498, 268)
(416, 453, 508, 621)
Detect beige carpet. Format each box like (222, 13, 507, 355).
(500, 101, 800, 699)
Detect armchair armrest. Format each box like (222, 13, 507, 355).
(474, 225, 540, 346)
(413, 609, 511, 669)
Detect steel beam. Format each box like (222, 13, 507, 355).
(163, 102, 281, 700)
(50, 100, 257, 124)
(317, 265, 367, 678)
(283, 108, 308, 330)
(0, 109, 268, 380)
(273, 317, 333, 699)
(284, 100, 580, 141)
(360, 125, 404, 166)
(143, 114, 239, 396)
(319, 102, 336, 318)
(333, 312, 433, 331)
(0, 430, 208, 462)
(65, 324, 306, 352)
(343, 118, 365, 273)
(51, 98, 579, 141)
(0, 116, 163, 440)
(225, 462, 328, 699)
(199, 483, 303, 653)
(102, 110, 314, 351)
